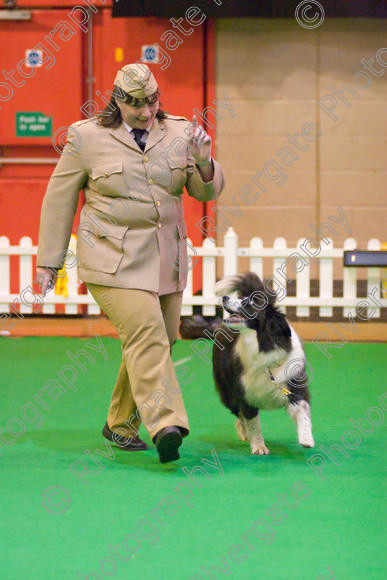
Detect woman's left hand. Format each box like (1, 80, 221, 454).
(189, 115, 212, 166)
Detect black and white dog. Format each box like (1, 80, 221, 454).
(212, 272, 315, 455)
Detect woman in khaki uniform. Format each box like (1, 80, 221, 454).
(36, 63, 225, 463)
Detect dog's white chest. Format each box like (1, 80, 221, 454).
(236, 331, 288, 410)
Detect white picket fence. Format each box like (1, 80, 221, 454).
(0, 229, 386, 319)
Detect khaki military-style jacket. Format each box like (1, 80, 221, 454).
(37, 115, 225, 295)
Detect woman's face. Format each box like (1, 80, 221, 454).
(116, 92, 159, 130)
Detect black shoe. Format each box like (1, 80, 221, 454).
(153, 426, 182, 463)
(102, 422, 148, 451)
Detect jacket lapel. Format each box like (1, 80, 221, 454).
(144, 118, 166, 152)
(109, 124, 139, 152)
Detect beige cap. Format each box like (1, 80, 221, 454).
(114, 63, 158, 98)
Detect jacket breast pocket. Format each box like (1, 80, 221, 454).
(90, 161, 124, 197)
(165, 153, 188, 170)
(165, 155, 188, 194)
(77, 221, 127, 274)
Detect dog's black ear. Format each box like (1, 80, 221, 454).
(266, 309, 291, 339)
(261, 279, 278, 306)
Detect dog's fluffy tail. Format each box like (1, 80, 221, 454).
(215, 272, 274, 301)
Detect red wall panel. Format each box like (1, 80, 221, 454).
(0, 10, 83, 145)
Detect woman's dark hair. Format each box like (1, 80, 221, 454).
(96, 87, 167, 128)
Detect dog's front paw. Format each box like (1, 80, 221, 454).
(251, 443, 270, 455)
(299, 432, 315, 448)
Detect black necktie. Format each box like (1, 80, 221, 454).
(132, 129, 147, 151)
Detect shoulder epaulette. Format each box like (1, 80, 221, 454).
(165, 114, 189, 122)
(72, 118, 95, 128)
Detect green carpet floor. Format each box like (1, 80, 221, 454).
(0, 337, 386, 580)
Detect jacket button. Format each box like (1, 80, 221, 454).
(144, 156, 149, 162)
(148, 178, 153, 184)
(157, 223, 162, 229)
(156, 200, 160, 207)
(104, 172, 109, 177)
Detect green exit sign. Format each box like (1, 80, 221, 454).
(16, 112, 52, 137)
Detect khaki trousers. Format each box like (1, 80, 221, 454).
(86, 283, 189, 442)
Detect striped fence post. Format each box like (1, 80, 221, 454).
(343, 238, 357, 318)
(249, 237, 263, 279)
(202, 237, 216, 316)
(296, 238, 310, 317)
(367, 239, 381, 319)
(319, 237, 334, 318)
(273, 237, 287, 314)
(224, 227, 238, 277)
(19, 236, 34, 314)
(0, 236, 10, 314)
